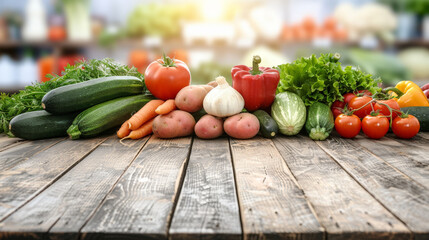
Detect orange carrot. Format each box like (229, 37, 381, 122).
(128, 99, 164, 130)
(117, 120, 131, 138)
(155, 99, 176, 115)
(124, 118, 155, 140)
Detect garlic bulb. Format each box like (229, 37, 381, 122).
(203, 76, 244, 117)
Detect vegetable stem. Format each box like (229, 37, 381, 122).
(250, 55, 263, 75)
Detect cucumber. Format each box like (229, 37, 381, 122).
(9, 110, 77, 140)
(305, 102, 334, 141)
(67, 94, 155, 139)
(253, 110, 279, 138)
(400, 106, 429, 131)
(42, 76, 144, 114)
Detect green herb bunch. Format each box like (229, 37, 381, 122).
(276, 53, 381, 107)
(0, 58, 145, 136)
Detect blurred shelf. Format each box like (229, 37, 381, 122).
(0, 40, 95, 49)
(394, 39, 429, 48)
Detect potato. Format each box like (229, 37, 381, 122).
(200, 85, 214, 93)
(194, 114, 223, 139)
(224, 113, 260, 139)
(175, 85, 208, 113)
(207, 80, 218, 88)
(152, 110, 196, 138)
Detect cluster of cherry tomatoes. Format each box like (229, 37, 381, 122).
(331, 91, 420, 139)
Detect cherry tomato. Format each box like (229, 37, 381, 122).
(362, 114, 389, 139)
(348, 96, 374, 119)
(343, 92, 357, 104)
(144, 54, 191, 100)
(358, 90, 372, 96)
(373, 99, 400, 120)
(334, 114, 362, 138)
(392, 115, 420, 139)
(331, 93, 357, 119)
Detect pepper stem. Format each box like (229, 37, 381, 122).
(383, 87, 404, 98)
(250, 55, 263, 75)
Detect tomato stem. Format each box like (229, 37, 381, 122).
(160, 52, 176, 68)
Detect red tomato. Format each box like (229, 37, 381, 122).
(331, 100, 345, 119)
(144, 55, 191, 100)
(335, 114, 362, 138)
(331, 93, 357, 119)
(362, 114, 389, 139)
(392, 115, 420, 139)
(374, 99, 400, 120)
(343, 92, 357, 104)
(358, 90, 372, 96)
(348, 96, 374, 119)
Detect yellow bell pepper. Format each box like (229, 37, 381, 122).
(390, 81, 429, 108)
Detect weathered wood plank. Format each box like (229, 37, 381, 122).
(0, 135, 24, 151)
(81, 136, 192, 240)
(274, 135, 410, 240)
(0, 138, 64, 172)
(230, 137, 323, 240)
(169, 137, 241, 240)
(0, 137, 106, 221)
(355, 134, 429, 189)
(317, 137, 429, 239)
(0, 136, 148, 240)
(418, 132, 429, 140)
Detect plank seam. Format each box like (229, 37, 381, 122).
(358, 136, 428, 191)
(0, 140, 28, 152)
(1, 138, 67, 172)
(227, 137, 245, 240)
(315, 140, 414, 239)
(166, 136, 194, 240)
(0, 137, 108, 223)
(76, 135, 153, 240)
(272, 137, 327, 240)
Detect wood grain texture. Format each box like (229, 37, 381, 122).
(230, 137, 323, 240)
(169, 137, 241, 240)
(317, 137, 429, 239)
(355, 134, 429, 189)
(0, 135, 24, 151)
(0, 138, 64, 172)
(0, 136, 148, 240)
(0, 137, 106, 221)
(418, 132, 429, 140)
(274, 135, 410, 240)
(81, 136, 192, 240)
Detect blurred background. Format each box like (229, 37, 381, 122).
(0, 0, 428, 92)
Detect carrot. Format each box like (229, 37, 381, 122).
(155, 99, 176, 115)
(128, 99, 164, 130)
(124, 118, 155, 140)
(117, 120, 131, 138)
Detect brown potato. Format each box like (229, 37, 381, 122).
(152, 110, 196, 138)
(194, 114, 223, 139)
(175, 85, 208, 113)
(224, 113, 260, 139)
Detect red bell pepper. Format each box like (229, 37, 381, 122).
(231, 56, 280, 111)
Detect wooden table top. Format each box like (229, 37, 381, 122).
(0, 132, 428, 240)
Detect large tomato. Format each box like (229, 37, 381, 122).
(334, 114, 361, 138)
(392, 114, 420, 139)
(374, 99, 400, 120)
(348, 96, 374, 119)
(362, 114, 389, 139)
(144, 55, 191, 100)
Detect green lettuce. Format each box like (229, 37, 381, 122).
(276, 53, 381, 107)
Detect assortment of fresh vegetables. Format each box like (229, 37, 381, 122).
(4, 52, 428, 142)
(0, 58, 144, 136)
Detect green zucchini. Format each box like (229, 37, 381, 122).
(42, 76, 144, 114)
(67, 94, 155, 139)
(9, 110, 77, 140)
(305, 102, 334, 141)
(400, 106, 429, 131)
(253, 110, 279, 138)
